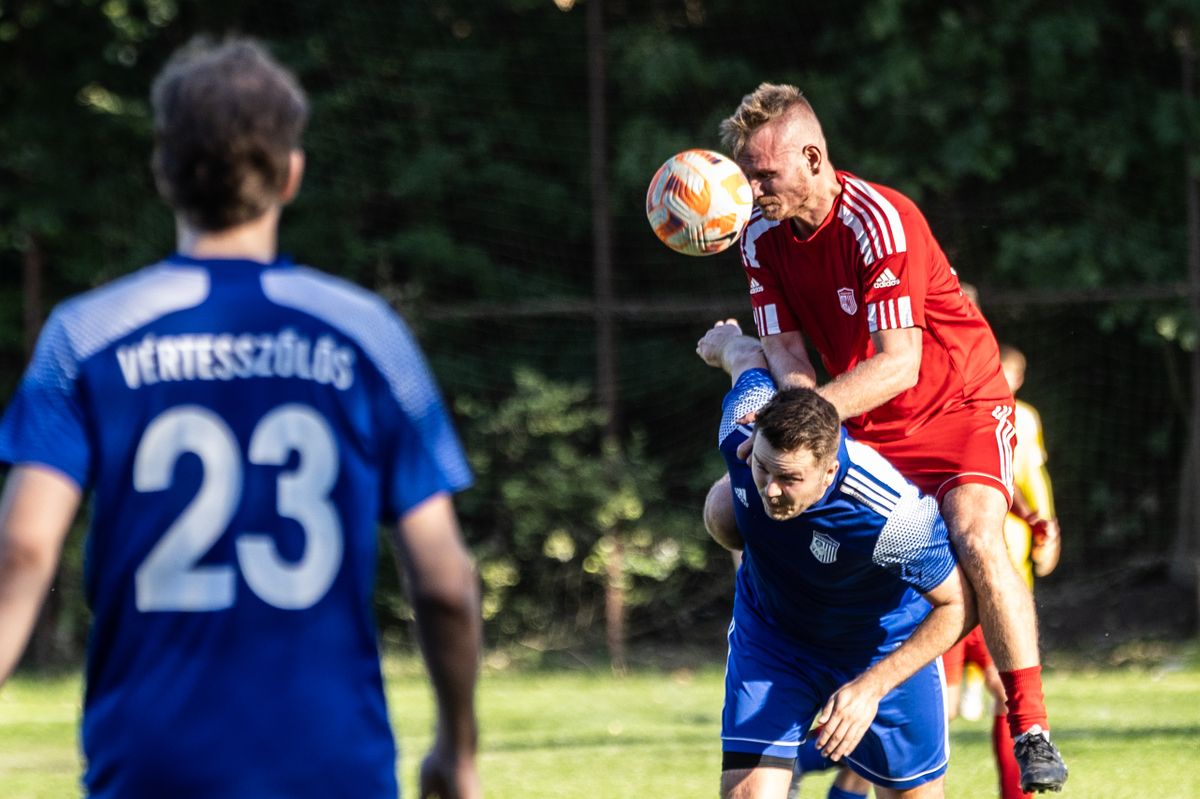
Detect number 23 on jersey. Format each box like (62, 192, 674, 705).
(133, 403, 343, 612)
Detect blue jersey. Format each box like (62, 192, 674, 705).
(719, 369, 955, 668)
(0, 255, 472, 798)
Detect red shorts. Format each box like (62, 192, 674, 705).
(868, 402, 1016, 504)
(942, 626, 992, 685)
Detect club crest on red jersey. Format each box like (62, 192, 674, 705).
(810, 531, 839, 564)
(837, 288, 857, 316)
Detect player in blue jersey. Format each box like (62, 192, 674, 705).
(0, 38, 482, 799)
(696, 321, 970, 799)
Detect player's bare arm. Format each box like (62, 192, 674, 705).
(697, 320, 764, 551)
(817, 327, 922, 421)
(815, 565, 967, 761)
(0, 465, 81, 686)
(703, 474, 743, 552)
(760, 330, 818, 389)
(392, 492, 483, 799)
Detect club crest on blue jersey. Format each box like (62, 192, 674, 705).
(837, 287, 857, 315)
(810, 531, 839, 564)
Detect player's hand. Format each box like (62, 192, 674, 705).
(814, 677, 885, 762)
(696, 319, 743, 368)
(1030, 517, 1061, 577)
(735, 425, 756, 462)
(419, 742, 481, 799)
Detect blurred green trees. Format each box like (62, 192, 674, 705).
(1, 0, 1197, 664)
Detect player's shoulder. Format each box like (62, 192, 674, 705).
(838, 171, 933, 248)
(835, 438, 921, 517)
(48, 261, 209, 364)
(1015, 397, 1038, 416)
(264, 264, 394, 319)
(268, 265, 448, 416)
(262, 265, 412, 349)
(839, 172, 922, 217)
(1014, 398, 1042, 431)
(719, 368, 777, 447)
(739, 207, 785, 268)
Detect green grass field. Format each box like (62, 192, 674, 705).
(1, 644, 1197, 798)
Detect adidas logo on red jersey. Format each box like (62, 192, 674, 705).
(872, 268, 900, 289)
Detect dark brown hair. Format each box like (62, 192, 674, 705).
(754, 388, 841, 464)
(151, 37, 309, 231)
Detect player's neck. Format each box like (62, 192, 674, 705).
(789, 173, 842, 240)
(175, 209, 282, 264)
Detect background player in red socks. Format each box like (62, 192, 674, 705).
(713, 82, 1067, 793)
(942, 343, 1063, 799)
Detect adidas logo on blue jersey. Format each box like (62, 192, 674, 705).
(734, 487, 750, 507)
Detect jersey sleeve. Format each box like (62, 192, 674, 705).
(839, 178, 927, 336)
(740, 219, 800, 337)
(870, 495, 957, 594)
(369, 310, 473, 519)
(718, 368, 777, 447)
(0, 309, 91, 488)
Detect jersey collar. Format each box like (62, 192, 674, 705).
(165, 252, 294, 271)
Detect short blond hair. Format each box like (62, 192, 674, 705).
(719, 83, 816, 159)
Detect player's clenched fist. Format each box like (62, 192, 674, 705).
(696, 318, 746, 368)
(419, 746, 481, 799)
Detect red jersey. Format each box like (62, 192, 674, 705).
(741, 171, 1011, 444)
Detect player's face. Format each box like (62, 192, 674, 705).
(749, 436, 838, 521)
(1001, 358, 1025, 395)
(739, 121, 815, 222)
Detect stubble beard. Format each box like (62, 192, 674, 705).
(757, 198, 786, 221)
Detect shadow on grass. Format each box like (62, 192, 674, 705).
(951, 725, 1200, 744)
(482, 730, 715, 753)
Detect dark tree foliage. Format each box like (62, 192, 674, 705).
(0, 0, 1196, 661)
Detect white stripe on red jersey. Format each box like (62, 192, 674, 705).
(842, 181, 894, 258)
(836, 204, 880, 265)
(741, 211, 779, 269)
(866, 297, 915, 333)
(991, 405, 1016, 492)
(753, 304, 783, 336)
(844, 176, 907, 254)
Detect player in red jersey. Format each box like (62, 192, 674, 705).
(710, 83, 1067, 793)
(941, 343, 1064, 799)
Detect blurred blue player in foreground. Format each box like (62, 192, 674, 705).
(0, 37, 482, 799)
(697, 320, 972, 799)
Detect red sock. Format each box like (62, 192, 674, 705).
(998, 665, 1049, 739)
(993, 714, 1032, 799)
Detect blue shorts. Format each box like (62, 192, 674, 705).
(721, 618, 949, 791)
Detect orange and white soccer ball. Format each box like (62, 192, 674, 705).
(645, 149, 753, 256)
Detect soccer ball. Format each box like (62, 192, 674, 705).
(645, 149, 753, 257)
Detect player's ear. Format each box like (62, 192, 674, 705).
(820, 458, 838, 488)
(803, 144, 822, 175)
(280, 149, 305, 204)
